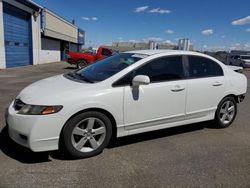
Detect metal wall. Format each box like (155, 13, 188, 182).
(3, 2, 32, 68)
(40, 37, 60, 63)
(42, 8, 78, 43)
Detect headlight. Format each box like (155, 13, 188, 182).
(18, 104, 63, 115)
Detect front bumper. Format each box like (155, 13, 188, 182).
(6, 101, 67, 152)
(66, 58, 76, 65)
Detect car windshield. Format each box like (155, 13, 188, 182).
(67, 53, 146, 83)
(241, 56, 250, 60)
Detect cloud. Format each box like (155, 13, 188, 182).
(246, 28, 250, 32)
(197, 42, 250, 52)
(135, 6, 149, 13)
(148, 8, 171, 14)
(203, 45, 208, 48)
(165, 40, 173, 44)
(244, 43, 250, 49)
(229, 43, 250, 51)
(200, 45, 228, 52)
(201, 29, 213, 36)
(81, 17, 98, 21)
(128, 39, 138, 43)
(143, 37, 163, 42)
(117, 37, 124, 42)
(231, 16, 250, 25)
(228, 42, 250, 51)
(165, 29, 174, 34)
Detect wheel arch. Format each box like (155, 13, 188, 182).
(76, 58, 89, 64)
(220, 94, 239, 104)
(59, 107, 117, 144)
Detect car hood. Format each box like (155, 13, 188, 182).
(17, 74, 93, 105)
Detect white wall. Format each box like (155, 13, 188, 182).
(40, 37, 61, 63)
(40, 50, 60, 63)
(0, 0, 6, 69)
(32, 11, 41, 65)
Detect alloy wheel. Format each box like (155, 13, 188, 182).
(71, 117, 106, 153)
(219, 101, 236, 125)
(77, 60, 87, 69)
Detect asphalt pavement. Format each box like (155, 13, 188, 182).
(0, 62, 250, 188)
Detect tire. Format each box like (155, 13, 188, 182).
(77, 60, 88, 69)
(240, 63, 245, 68)
(60, 111, 112, 158)
(214, 96, 237, 128)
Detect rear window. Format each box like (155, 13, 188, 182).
(188, 56, 223, 78)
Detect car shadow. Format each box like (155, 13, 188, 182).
(64, 66, 77, 70)
(0, 121, 218, 163)
(107, 121, 216, 148)
(0, 127, 52, 163)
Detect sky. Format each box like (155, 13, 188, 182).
(34, 0, 250, 51)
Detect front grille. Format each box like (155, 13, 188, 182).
(13, 99, 25, 111)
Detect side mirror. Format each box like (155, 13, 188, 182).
(132, 75, 150, 87)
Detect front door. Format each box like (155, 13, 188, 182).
(122, 56, 187, 131)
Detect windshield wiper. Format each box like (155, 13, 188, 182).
(66, 72, 94, 83)
(67, 72, 76, 79)
(74, 72, 94, 83)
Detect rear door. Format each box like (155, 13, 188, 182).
(185, 55, 226, 119)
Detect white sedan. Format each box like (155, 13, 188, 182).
(6, 50, 247, 158)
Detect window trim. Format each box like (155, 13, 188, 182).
(185, 55, 224, 79)
(112, 55, 187, 87)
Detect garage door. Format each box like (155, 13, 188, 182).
(3, 3, 32, 68)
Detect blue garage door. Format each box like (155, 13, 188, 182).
(3, 3, 32, 68)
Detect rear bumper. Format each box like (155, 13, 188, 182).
(237, 94, 245, 103)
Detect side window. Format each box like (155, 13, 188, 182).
(113, 56, 184, 86)
(188, 56, 223, 78)
(102, 49, 112, 56)
(134, 56, 184, 83)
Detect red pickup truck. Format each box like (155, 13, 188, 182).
(66, 47, 114, 68)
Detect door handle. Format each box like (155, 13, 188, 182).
(213, 81, 223, 87)
(171, 85, 185, 92)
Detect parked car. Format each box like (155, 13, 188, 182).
(6, 50, 247, 158)
(66, 46, 115, 68)
(226, 52, 250, 68)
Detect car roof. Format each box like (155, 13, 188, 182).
(126, 49, 203, 56)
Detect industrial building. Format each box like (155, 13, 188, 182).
(111, 39, 193, 52)
(0, 0, 85, 69)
